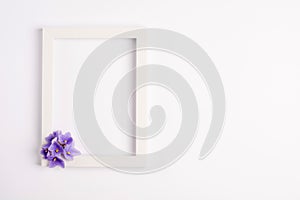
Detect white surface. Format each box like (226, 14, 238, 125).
(1, 0, 300, 199)
(53, 38, 136, 155)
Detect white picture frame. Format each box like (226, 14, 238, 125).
(41, 27, 147, 167)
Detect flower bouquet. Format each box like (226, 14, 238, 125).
(40, 130, 81, 168)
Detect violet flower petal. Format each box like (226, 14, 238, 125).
(45, 130, 62, 144)
(40, 148, 49, 159)
(53, 130, 62, 138)
(63, 145, 81, 160)
(48, 141, 64, 156)
(58, 132, 73, 146)
(48, 156, 65, 168)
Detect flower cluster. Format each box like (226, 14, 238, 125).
(40, 130, 81, 168)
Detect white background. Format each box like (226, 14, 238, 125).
(1, 0, 300, 199)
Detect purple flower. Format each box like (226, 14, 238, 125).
(63, 145, 81, 160)
(47, 156, 65, 168)
(58, 132, 73, 147)
(48, 141, 63, 156)
(40, 145, 50, 159)
(41, 130, 81, 168)
(45, 130, 62, 144)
